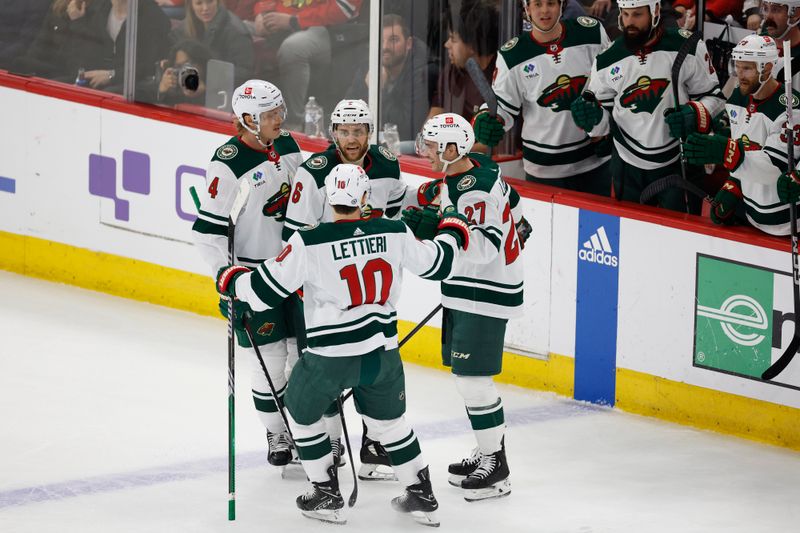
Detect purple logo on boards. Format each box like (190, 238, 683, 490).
(89, 150, 151, 221)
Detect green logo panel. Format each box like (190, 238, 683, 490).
(694, 256, 774, 377)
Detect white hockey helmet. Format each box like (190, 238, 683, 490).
(329, 99, 374, 134)
(416, 113, 475, 174)
(617, 0, 661, 30)
(732, 34, 780, 71)
(325, 164, 370, 208)
(232, 80, 286, 137)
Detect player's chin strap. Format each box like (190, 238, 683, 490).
(777, 9, 800, 40)
(440, 152, 465, 175)
(242, 120, 273, 149)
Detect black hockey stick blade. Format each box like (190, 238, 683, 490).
(761, 334, 800, 380)
(466, 57, 497, 116)
(640, 174, 710, 204)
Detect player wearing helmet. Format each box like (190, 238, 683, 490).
(192, 80, 304, 468)
(215, 163, 470, 526)
(472, 1, 611, 194)
(760, 0, 800, 87)
(570, 0, 725, 213)
(682, 34, 800, 235)
(408, 113, 524, 502)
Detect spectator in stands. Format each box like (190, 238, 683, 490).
(251, 0, 364, 130)
(427, 0, 499, 153)
(12, 0, 91, 81)
(743, 0, 762, 29)
(671, 0, 744, 27)
(154, 0, 186, 20)
(71, 0, 171, 92)
(346, 13, 430, 141)
(0, 1, 52, 71)
(152, 39, 213, 105)
(171, 0, 253, 86)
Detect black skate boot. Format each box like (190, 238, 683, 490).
(267, 430, 293, 467)
(391, 466, 440, 527)
(461, 445, 511, 502)
(296, 464, 346, 524)
(358, 435, 397, 481)
(331, 437, 347, 468)
(446, 447, 481, 487)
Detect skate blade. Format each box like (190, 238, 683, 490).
(410, 510, 440, 528)
(358, 464, 397, 481)
(447, 474, 466, 487)
(463, 478, 511, 502)
(301, 508, 346, 525)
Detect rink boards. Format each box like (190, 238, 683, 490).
(0, 76, 798, 450)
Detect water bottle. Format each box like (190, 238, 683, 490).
(75, 68, 88, 87)
(383, 123, 401, 156)
(304, 96, 324, 137)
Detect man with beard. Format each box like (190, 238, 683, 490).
(570, 0, 724, 212)
(682, 35, 800, 236)
(282, 98, 413, 481)
(472, 0, 612, 194)
(760, 1, 800, 87)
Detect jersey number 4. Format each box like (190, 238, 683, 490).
(339, 258, 394, 308)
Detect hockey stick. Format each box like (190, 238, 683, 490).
(762, 40, 800, 380)
(640, 174, 713, 204)
(337, 395, 359, 507)
(226, 179, 250, 520)
(242, 316, 295, 443)
(341, 304, 443, 404)
(466, 57, 498, 116)
(671, 30, 703, 212)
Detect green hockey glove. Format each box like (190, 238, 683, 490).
(219, 297, 252, 330)
(710, 180, 743, 225)
(472, 110, 506, 147)
(401, 205, 441, 240)
(417, 179, 443, 207)
(570, 94, 603, 131)
(665, 102, 712, 139)
(216, 265, 251, 299)
(438, 212, 470, 250)
(778, 170, 800, 204)
(684, 133, 744, 171)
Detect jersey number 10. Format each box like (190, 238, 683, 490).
(339, 258, 394, 308)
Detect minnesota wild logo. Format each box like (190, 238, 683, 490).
(536, 75, 588, 112)
(262, 182, 290, 220)
(360, 204, 384, 220)
(740, 134, 762, 151)
(620, 76, 669, 114)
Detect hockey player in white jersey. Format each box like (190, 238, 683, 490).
(472, 0, 612, 194)
(407, 113, 524, 502)
(761, 0, 800, 87)
(215, 163, 471, 526)
(683, 34, 800, 236)
(570, 0, 725, 212)
(192, 80, 303, 468)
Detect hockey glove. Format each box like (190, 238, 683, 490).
(438, 212, 470, 250)
(219, 297, 252, 330)
(778, 170, 800, 204)
(710, 180, 743, 225)
(684, 133, 744, 171)
(472, 110, 506, 147)
(592, 135, 613, 158)
(216, 265, 251, 299)
(570, 94, 603, 131)
(665, 102, 712, 140)
(401, 205, 441, 240)
(417, 179, 443, 207)
(516, 216, 533, 248)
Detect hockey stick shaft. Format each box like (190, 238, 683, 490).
(466, 57, 498, 116)
(242, 317, 295, 442)
(762, 41, 800, 380)
(672, 31, 702, 212)
(341, 304, 443, 404)
(337, 395, 358, 507)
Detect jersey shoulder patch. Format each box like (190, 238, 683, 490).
(366, 144, 401, 179)
(576, 16, 598, 28)
(501, 37, 518, 51)
(273, 130, 301, 155)
(499, 32, 544, 69)
(446, 167, 499, 202)
(377, 145, 397, 162)
(211, 136, 263, 177)
(216, 143, 238, 160)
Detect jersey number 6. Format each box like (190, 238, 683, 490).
(339, 258, 394, 308)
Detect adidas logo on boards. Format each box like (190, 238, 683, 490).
(354, 227, 365, 236)
(578, 226, 618, 267)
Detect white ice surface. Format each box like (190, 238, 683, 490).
(1, 271, 799, 533)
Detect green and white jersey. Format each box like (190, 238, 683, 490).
(192, 132, 303, 273)
(725, 85, 800, 236)
(440, 166, 524, 319)
(235, 218, 460, 357)
(586, 27, 725, 170)
(282, 144, 409, 243)
(773, 44, 800, 91)
(494, 17, 611, 178)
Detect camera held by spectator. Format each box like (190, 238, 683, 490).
(155, 40, 212, 105)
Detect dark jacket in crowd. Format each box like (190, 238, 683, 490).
(13, 3, 88, 81)
(0, 0, 51, 70)
(171, 5, 254, 86)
